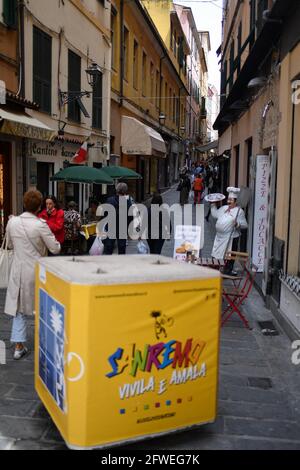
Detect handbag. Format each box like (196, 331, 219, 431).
(137, 240, 149, 255)
(0, 234, 13, 288)
(89, 236, 104, 256)
(176, 180, 183, 191)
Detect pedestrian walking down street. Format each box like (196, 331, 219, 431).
(205, 170, 217, 221)
(178, 169, 191, 206)
(4, 191, 61, 360)
(102, 182, 133, 255)
(147, 193, 172, 255)
(210, 187, 248, 274)
(38, 195, 65, 245)
(63, 201, 82, 255)
(193, 173, 204, 204)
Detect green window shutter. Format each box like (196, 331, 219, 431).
(68, 50, 81, 123)
(3, 0, 17, 29)
(33, 26, 52, 113)
(92, 72, 103, 130)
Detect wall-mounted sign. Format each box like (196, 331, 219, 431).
(252, 155, 270, 272)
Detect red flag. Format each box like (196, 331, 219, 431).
(72, 141, 88, 164)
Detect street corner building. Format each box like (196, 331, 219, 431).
(214, 0, 300, 340)
(0, 0, 111, 230)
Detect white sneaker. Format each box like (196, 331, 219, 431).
(13, 347, 29, 360)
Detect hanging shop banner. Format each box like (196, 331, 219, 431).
(35, 256, 221, 450)
(173, 225, 201, 262)
(252, 155, 270, 272)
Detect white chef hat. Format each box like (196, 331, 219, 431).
(227, 187, 240, 199)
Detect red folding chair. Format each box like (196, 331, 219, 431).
(222, 261, 258, 329)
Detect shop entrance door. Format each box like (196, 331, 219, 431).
(37, 162, 54, 197)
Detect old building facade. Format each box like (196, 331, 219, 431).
(214, 0, 300, 337)
(110, 0, 190, 201)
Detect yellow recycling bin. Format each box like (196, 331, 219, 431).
(35, 255, 221, 450)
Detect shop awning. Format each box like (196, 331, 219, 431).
(0, 108, 56, 141)
(196, 140, 218, 153)
(121, 116, 166, 158)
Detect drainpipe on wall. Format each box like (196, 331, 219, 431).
(286, 102, 296, 274)
(18, 0, 27, 194)
(119, 0, 124, 109)
(18, 0, 25, 98)
(159, 55, 166, 121)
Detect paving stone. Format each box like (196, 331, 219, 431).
(219, 400, 294, 421)
(0, 438, 16, 450)
(225, 417, 300, 441)
(220, 374, 248, 387)
(231, 436, 300, 450)
(0, 383, 15, 397)
(224, 384, 287, 404)
(0, 417, 48, 440)
(0, 398, 36, 417)
(11, 439, 67, 450)
(8, 385, 39, 401)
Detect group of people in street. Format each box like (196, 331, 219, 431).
(178, 162, 219, 206)
(3, 162, 248, 362)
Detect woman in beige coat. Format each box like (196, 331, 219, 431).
(4, 190, 61, 360)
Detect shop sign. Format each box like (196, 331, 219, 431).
(28, 141, 78, 160)
(173, 225, 201, 262)
(252, 155, 270, 272)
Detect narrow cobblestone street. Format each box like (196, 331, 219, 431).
(1, 187, 300, 450)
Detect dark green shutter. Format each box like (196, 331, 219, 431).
(92, 72, 103, 129)
(3, 0, 17, 28)
(33, 26, 52, 113)
(68, 50, 81, 123)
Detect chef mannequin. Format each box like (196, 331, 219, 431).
(210, 187, 248, 273)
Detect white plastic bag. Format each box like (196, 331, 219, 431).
(89, 237, 104, 256)
(137, 240, 149, 255)
(0, 235, 13, 288)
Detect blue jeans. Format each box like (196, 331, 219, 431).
(11, 313, 27, 343)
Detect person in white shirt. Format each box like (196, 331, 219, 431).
(210, 187, 248, 273)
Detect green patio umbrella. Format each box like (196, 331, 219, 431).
(50, 166, 114, 185)
(101, 165, 142, 180)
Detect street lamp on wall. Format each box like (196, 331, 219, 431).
(85, 63, 103, 87)
(59, 62, 102, 118)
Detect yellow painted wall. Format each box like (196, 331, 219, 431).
(111, 0, 188, 136)
(0, 24, 18, 93)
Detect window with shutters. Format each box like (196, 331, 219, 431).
(92, 72, 103, 129)
(229, 40, 235, 91)
(156, 70, 160, 109)
(33, 26, 52, 113)
(142, 52, 147, 97)
(3, 0, 17, 29)
(237, 22, 242, 74)
(123, 27, 129, 80)
(133, 40, 139, 90)
(68, 50, 81, 123)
